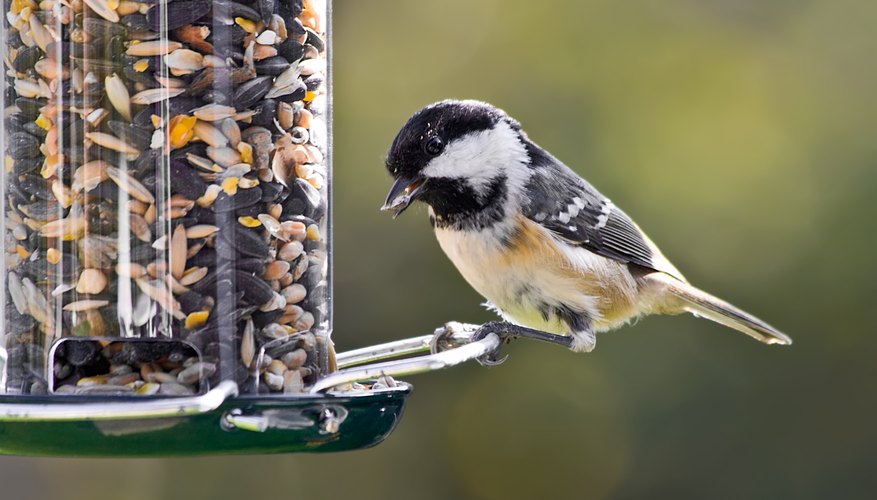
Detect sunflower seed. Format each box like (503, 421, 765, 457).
(40, 216, 87, 239)
(135, 278, 184, 319)
(76, 269, 108, 294)
(63, 299, 110, 312)
(72, 161, 110, 192)
(130, 213, 152, 242)
(126, 40, 183, 57)
(106, 166, 155, 203)
(8, 272, 29, 316)
(193, 120, 229, 148)
(170, 224, 187, 280)
(165, 49, 204, 74)
(179, 266, 209, 286)
(206, 146, 242, 168)
(83, 0, 120, 22)
(86, 131, 141, 157)
(192, 104, 238, 121)
(130, 87, 186, 105)
(186, 224, 219, 239)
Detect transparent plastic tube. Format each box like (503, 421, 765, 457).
(2, 0, 331, 396)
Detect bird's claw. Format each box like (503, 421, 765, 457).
(471, 321, 513, 367)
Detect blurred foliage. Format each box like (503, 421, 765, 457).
(2, 0, 876, 498)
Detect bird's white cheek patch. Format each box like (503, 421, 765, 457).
(420, 121, 530, 197)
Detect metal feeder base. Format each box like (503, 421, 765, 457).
(0, 386, 410, 456)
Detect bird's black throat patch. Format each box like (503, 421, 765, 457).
(426, 176, 508, 231)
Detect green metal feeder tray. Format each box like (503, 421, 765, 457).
(0, 325, 498, 456)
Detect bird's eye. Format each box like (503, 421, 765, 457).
(424, 136, 444, 156)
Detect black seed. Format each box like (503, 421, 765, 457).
(9, 132, 41, 160)
(83, 17, 127, 39)
(282, 178, 321, 218)
(289, 16, 306, 37)
(63, 340, 102, 367)
(277, 39, 303, 62)
(219, 225, 270, 259)
(22, 122, 47, 139)
(274, 81, 307, 103)
(214, 234, 239, 260)
(108, 121, 153, 150)
(255, 56, 291, 76)
(120, 13, 150, 31)
(71, 39, 99, 59)
(166, 96, 204, 115)
(251, 99, 277, 127)
(147, 0, 210, 31)
(169, 159, 208, 199)
(304, 28, 325, 52)
(171, 142, 208, 161)
(15, 98, 44, 119)
(188, 248, 217, 268)
(282, 214, 317, 227)
(122, 66, 157, 87)
(257, 0, 276, 23)
(300, 261, 325, 290)
(236, 257, 266, 275)
(129, 243, 157, 263)
(252, 309, 284, 329)
(19, 200, 60, 221)
(234, 203, 261, 219)
(301, 282, 327, 314)
(20, 174, 52, 201)
(132, 107, 156, 128)
(264, 335, 302, 359)
(211, 0, 261, 24)
(233, 76, 273, 109)
(304, 73, 323, 91)
(178, 291, 208, 315)
(213, 186, 262, 212)
(185, 326, 219, 351)
(13, 157, 42, 175)
(5, 113, 28, 134)
(235, 270, 274, 305)
(172, 217, 200, 228)
(12, 46, 41, 72)
(188, 205, 215, 224)
(201, 89, 233, 106)
(260, 181, 283, 202)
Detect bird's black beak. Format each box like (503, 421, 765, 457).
(381, 175, 427, 218)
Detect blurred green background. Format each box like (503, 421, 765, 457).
(3, 0, 876, 498)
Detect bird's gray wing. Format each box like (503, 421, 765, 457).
(521, 147, 662, 273)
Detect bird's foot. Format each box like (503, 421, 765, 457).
(470, 321, 513, 366)
(470, 321, 576, 366)
(432, 321, 579, 366)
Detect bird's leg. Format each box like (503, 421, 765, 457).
(470, 321, 574, 366)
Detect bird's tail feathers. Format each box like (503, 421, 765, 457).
(650, 273, 792, 346)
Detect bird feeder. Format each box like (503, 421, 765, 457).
(0, 0, 510, 456)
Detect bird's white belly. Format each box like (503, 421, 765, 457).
(433, 220, 638, 334)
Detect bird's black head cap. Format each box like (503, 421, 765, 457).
(385, 100, 518, 179)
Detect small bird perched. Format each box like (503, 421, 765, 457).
(382, 100, 791, 357)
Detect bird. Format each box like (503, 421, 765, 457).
(381, 99, 791, 359)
